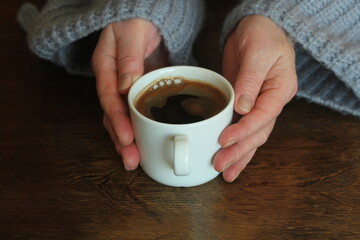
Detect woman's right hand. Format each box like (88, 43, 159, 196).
(92, 18, 169, 170)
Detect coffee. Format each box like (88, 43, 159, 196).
(135, 77, 228, 124)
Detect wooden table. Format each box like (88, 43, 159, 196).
(1, 1, 360, 239)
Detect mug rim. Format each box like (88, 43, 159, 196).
(128, 66, 235, 127)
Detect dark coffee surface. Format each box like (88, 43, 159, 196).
(135, 78, 228, 124)
(151, 94, 204, 124)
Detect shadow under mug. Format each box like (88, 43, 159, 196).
(128, 66, 234, 187)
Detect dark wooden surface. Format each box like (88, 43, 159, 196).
(1, 1, 360, 239)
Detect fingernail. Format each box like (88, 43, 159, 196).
(123, 162, 130, 171)
(124, 162, 136, 171)
(229, 171, 241, 182)
(238, 94, 253, 113)
(220, 162, 232, 173)
(118, 74, 133, 93)
(222, 140, 237, 148)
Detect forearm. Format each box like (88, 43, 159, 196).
(17, 0, 205, 75)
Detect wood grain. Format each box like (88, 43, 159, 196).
(1, 1, 359, 239)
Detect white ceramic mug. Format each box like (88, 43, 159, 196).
(128, 66, 234, 187)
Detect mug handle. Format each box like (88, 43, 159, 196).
(173, 135, 190, 176)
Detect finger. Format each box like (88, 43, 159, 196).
(113, 19, 161, 93)
(93, 27, 134, 147)
(214, 119, 276, 173)
(233, 42, 279, 115)
(231, 15, 291, 115)
(104, 115, 140, 170)
(92, 24, 117, 77)
(119, 142, 141, 171)
(97, 74, 134, 147)
(103, 114, 128, 149)
(222, 149, 257, 183)
(219, 68, 296, 148)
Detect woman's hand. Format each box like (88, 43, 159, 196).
(214, 15, 298, 182)
(92, 18, 168, 170)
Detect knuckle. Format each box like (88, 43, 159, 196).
(259, 121, 275, 147)
(290, 77, 298, 98)
(116, 54, 143, 75)
(259, 129, 271, 146)
(240, 74, 263, 93)
(283, 75, 298, 103)
(117, 53, 138, 68)
(258, 103, 280, 120)
(102, 115, 111, 130)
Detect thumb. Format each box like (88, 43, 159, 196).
(113, 19, 160, 94)
(233, 47, 277, 115)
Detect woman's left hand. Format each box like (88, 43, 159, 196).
(214, 15, 298, 182)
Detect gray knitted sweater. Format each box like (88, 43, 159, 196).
(17, 0, 360, 117)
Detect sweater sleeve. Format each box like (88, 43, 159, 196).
(221, 0, 360, 117)
(17, 0, 205, 75)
